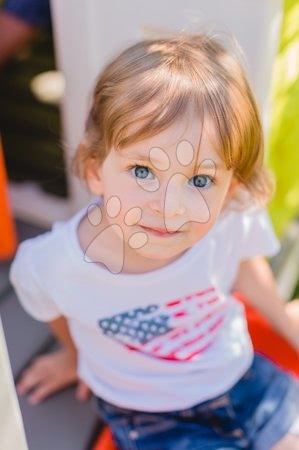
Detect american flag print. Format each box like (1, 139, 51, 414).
(98, 287, 227, 361)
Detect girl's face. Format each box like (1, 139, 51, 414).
(86, 116, 238, 273)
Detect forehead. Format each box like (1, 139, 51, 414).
(117, 116, 226, 168)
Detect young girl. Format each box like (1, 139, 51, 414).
(10, 33, 299, 449)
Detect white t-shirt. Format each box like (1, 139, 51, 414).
(9, 201, 280, 411)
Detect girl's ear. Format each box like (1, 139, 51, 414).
(225, 175, 240, 202)
(85, 157, 104, 196)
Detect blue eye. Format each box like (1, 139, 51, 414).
(132, 165, 153, 179)
(191, 175, 213, 189)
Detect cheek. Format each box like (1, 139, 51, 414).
(102, 175, 134, 204)
(203, 185, 229, 212)
(187, 215, 218, 248)
(185, 189, 223, 224)
(122, 184, 150, 210)
(185, 192, 226, 238)
(104, 187, 146, 228)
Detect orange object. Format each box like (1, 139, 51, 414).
(0, 139, 17, 259)
(92, 293, 299, 450)
(93, 427, 117, 450)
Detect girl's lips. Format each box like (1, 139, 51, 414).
(140, 225, 179, 237)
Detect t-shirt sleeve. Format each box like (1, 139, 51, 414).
(9, 239, 62, 322)
(236, 207, 281, 262)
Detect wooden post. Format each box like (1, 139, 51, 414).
(0, 317, 28, 450)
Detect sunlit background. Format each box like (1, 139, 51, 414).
(269, 0, 299, 236)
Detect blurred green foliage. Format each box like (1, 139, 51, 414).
(268, 0, 299, 237)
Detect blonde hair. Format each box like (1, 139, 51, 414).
(74, 33, 274, 207)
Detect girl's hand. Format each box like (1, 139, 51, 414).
(285, 299, 299, 353)
(75, 379, 91, 402)
(16, 346, 91, 405)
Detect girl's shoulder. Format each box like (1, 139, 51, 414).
(215, 190, 280, 261)
(9, 209, 87, 323)
(11, 207, 85, 276)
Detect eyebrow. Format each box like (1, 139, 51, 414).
(122, 152, 151, 161)
(198, 160, 224, 171)
(120, 151, 225, 170)
(120, 151, 168, 168)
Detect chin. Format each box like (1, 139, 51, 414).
(135, 245, 185, 263)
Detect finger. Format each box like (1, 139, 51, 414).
(16, 366, 47, 395)
(75, 381, 91, 402)
(27, 381, 59, 405)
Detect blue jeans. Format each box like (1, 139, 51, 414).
(95, 353, 299, 450)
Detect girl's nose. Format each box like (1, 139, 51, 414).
(150, 174, 186, 218)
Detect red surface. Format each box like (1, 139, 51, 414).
(234, 291, 299, 377)
(93, 427, 116, 450)
(93, 293, 299, 450)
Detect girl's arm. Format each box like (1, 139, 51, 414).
(16, 316, 91, 404)
(231, 256, 299, 352)
(49, 315, 77, 353)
